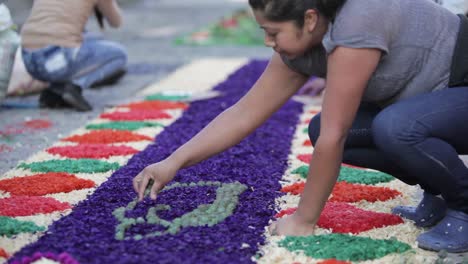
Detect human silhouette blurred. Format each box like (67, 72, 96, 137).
(20, 0, 128, 111)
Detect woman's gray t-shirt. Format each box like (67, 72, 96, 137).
(282, 0, 460, 106)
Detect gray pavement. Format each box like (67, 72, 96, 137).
(0, 0, 272, 175)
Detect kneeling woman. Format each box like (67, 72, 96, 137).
(20, 0, 127, 111)
(133, 0, 468, 253)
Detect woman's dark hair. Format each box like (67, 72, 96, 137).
(248, 0, 346, 26)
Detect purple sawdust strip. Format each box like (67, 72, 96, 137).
(10, 60, 304, 264)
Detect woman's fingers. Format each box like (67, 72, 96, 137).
(150, 181, 163, 200)
(132, 174, 141, 193)
(137, 172, 151, 201)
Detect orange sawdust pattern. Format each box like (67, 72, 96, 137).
(0, 196, 71, 217)
(0, 173, 95, 196)
(123, 100, 188, 110)
(276, 202, 404, 234)
(47, 144, 138, 159)
(281, 181, 401, 203)
(100, 110, 172, 121)
(303, 139, 312, 146)
(62, 130, 152, 144)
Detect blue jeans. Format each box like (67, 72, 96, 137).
(22, 35, 127, 89)
(309, 87, 468, 213)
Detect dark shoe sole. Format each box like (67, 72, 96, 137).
(62, 85, 92, 112)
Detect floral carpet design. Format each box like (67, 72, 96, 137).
(174, 9, 263, 46)
(0, 60, 441, 263)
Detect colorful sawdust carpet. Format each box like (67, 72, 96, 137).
(0, 59, 443, 263)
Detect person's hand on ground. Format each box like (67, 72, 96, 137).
(268, 213, 316, 236)
(133, 160, 179, 201)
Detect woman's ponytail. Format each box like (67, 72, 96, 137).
(316, 0, 347, 21)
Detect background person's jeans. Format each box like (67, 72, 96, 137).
(22, 35, 127, 89)
(308, 87, 468, 213)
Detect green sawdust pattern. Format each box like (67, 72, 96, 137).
(86, 121, 164, 131)
(19, 159, 120, 173)
(174, 9, 263, 46)
(291, 166, 309, 178)
(292, 165, 394, 184)
(0, 216, 45, 237)
(145, 94, 190, 101)
(339, 166, 394, 184)
(279, 233, 411, 262)
(113, 181, 247, 240)
(303, 127, 308, 134)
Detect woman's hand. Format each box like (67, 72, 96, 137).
(132, 159, 179, 201)
(97, 0, 123, 28)
(268, 213, 316, 236)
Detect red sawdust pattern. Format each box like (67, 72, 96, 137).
(281, 182, 401, 203)
(276, 202, 404, 234)
(303, 139, 312, 146)
(100, 110, 172, 121)
(281, 182, 305, 195)
(0, 145, 12, 153)
(330, 182, 401, 203)
(0, 173, 95, 196)
(47, 144, 138, 159)
(0, 248, 8, 258)
(297, 154, 363, 169)
(308, 109, 320, 114)
(297, 154, 312, 164)
(123, 100, 188, 111)
(318, 202, 404, 233)
(302, 118, 312, 124)
(275, 207, 297, 218)
(318, 260, 351, 264)
(63, 130, 152, 144)
(23, 119, 52, 129)
(0, 196, 71, 217)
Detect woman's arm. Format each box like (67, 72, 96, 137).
(294, 47, 381, 226)
(171, 53, 307, 169)
(135, 53, 308, 200)
(96, 0, 123, 28)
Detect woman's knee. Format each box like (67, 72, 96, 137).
(308, 113, 321, 146)
(107, 43, 127, 65)
(371, 106, 421, 150)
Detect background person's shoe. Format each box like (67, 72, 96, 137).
(39, 85, 68, 109)
(61, 83, 92, 112)
(392, 192, 447, 227)
(417, 209, 468, 253)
